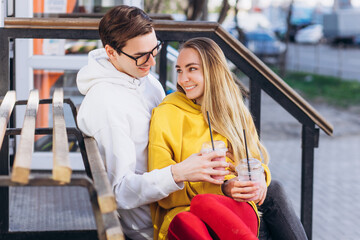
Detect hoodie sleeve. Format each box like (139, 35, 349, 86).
(93, 124, 183, 209)
(77, 81, 181, 210)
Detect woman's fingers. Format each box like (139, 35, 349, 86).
(253, 173, 267, 205)
(257, 186, 267, 206)
(233, 180, 259, 188)
(201, 150, 224, 159)
(228, 162, 236, 174)
(209, 169, 230, 176)
(203, 175, 225, 185)
(174, 151, 231, 184)
(232, 192, 258, 202)
(232, 185, 258, 193)
(201, 151, 230, 181)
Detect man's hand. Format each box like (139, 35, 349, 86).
(171, 151, 230, 185)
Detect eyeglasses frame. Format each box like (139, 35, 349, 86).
(117, 40, 164, 66)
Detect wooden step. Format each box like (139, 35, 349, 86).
(52, 88, 72, 183)
(11, 90, 39, 184)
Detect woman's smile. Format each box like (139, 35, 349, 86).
(184, 85, 197, 91)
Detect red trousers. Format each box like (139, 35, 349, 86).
(168, 194, 258, 240)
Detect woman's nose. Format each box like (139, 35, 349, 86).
(178, 73, 189, 84)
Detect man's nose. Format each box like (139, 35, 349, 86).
(147, 54, 156, 66)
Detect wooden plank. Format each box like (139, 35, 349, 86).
(4, 17, 99, 30)
(4, 17, 216, 31)
(11, 90, 39, 184)
(52, 88, 72, 183)
(0, 91, 16, 147)
(84, 137, 117, 214)
(103, 211, 124, 240)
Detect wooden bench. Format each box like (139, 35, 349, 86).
(0, 88, 123, 240)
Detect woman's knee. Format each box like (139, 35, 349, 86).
(168, 212, 212, 240)
(191, 194, 221, 210)
(267, 180, 286, 199)
(264, 179, 294, 210)
(190, 194, 259, 238)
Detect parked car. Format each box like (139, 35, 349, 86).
(245, 29, 286, 56)
(295, 24, 324, 44)
(226, 26, 286, 64)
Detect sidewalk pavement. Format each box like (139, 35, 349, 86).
(261, 93, 360, 240)
(9, 93, 360, 240)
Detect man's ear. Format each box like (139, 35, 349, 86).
(104, 44, 117, 59)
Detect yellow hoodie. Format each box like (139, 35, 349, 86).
(148, 92, 271, 240)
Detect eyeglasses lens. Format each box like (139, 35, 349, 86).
(137, 41, 163, 66)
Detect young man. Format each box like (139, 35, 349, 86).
(76, 5, 228, 240)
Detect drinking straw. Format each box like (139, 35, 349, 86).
(206, 111, 215, 150)
(243, 129, 252, 181)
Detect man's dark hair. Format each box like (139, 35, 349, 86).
(99, 5, 153, 53)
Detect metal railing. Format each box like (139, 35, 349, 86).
(0, 88, 123, 240)
(0, 17, 333, 240)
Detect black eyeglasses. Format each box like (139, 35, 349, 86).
(118, 40, 163, 66)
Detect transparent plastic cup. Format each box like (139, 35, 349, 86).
(200, 140, 227, 181)
(236, 158, 264, 200)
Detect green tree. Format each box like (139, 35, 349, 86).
(144, 0, 231, 22)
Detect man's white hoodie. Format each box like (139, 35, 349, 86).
(77, 49, 182, 240)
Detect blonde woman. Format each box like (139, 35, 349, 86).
(148, 37, 271, 240)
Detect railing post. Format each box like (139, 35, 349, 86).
(249, 78, 261, 138)
(301, 124, 318, 240)
(0, 30, 9, 94)
(0, 137, 9, 234)
(0, 22, 9, 235)
(159, 42, 168, 91)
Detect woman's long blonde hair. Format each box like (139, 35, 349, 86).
(177, 37, 269, 165)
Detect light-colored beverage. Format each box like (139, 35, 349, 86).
(236, 158, 264, 182)
(200, 140, 227, 181)
(236, 158, 264, 200)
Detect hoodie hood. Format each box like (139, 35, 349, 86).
(158, 91, 202, 115)
(77, 48, 143, 95)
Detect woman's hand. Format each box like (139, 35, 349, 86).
(222, 174, 268, 205)
(171, 151, 230, 185)
(225, 145, 268, 205)
(222, 178, 259, 202)
(253, 173, 267, 206)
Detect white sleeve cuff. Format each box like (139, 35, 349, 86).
(155, 165, 184, 195)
